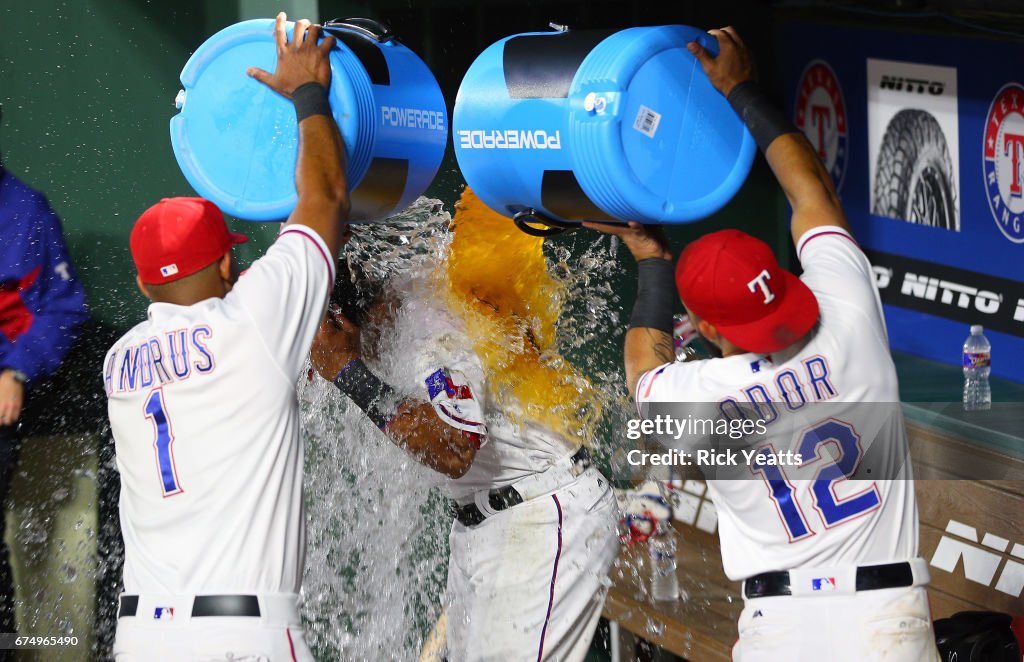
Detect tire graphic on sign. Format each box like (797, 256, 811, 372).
(872, 109, 959, 231)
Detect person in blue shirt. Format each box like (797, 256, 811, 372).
(0, 112, 89, 632)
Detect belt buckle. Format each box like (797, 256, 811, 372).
(474, 489, 500, 518)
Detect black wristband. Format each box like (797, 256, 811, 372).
(292, 82, 331, 124)
(727, 81, 798, 154)
(332, 359, 398, 430)
(629, 258, 676, 335)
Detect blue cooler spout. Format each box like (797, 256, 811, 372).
(170, 18, 448, 222)
(453, 25, 755, 232)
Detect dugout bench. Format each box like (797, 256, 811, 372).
(603, 414, 1024, 661)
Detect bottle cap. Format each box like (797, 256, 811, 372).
(971, 324, 984, 335)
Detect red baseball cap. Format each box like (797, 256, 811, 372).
(130, 197, 248, 284)
(675, 229, 819, 354)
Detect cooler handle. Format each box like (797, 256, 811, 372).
(695, 32, 720, 57)
(321, 17, 394, 43)
(512, 209, 580, 237)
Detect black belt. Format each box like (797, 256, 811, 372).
(452, 447, 591, 528)
(743, 561, 914, 599)
(117, 594, 261, 618)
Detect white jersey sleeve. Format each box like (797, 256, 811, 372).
(414, 330, 488, 438)
(635, 361, 678, 405)
(796, 226, 889, 343)
(229, 225, 335, 379)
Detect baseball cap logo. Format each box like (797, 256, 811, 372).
(747, 269, 776, 304)
(676, 229, 819, 354)
(130, 197, 248, 285)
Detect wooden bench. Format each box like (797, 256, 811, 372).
(603, 418, 1024, 660)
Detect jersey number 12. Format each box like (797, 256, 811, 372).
(144, 388, 184, 497)
(752, 419, 880, 542)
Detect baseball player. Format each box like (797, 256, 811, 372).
(309, 190, 620, 662)
(587, 28, 941, 661)
(104, 14, 349, 660)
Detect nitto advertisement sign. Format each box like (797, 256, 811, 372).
(868, 250, 1024, 336)
(867, 59, 960, 232)
(785, 23, 1023, 381)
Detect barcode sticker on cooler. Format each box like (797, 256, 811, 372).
(633, 105, 661, 138)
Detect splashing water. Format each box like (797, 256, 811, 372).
(296, 195, 632, 660)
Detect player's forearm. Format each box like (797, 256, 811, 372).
(3, 313, 85, 381)
(385, 402, 478, 479)
(727, 84, 850, 240)
(625, 327, 673, 397)
(330, 359, 477, 478)
(290, 102, 350, 256)
(624, 257, 676, 396)
(763, 133, 850, 237)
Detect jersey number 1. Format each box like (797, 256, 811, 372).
(144, 388, 183, 497)
(752, 419, 880, 542)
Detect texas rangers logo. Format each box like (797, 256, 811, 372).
(794, 60, 848, 192)
(983, 83, 1024, 243)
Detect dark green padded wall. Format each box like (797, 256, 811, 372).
(0, 0, 280, 336)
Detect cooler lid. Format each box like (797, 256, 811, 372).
(170, 19, 359, 221)
(569, 25, 755, 223)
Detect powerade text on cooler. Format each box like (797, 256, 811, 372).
(453, 25, 755, 228)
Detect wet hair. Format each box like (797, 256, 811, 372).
(330, 258, 387, 328)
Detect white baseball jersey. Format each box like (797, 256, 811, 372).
(377, 277, 578, 500)
(636, 226, 918, 581)
(104, 225, 334, 595)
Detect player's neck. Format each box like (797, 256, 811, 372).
(149, 278, 229, 306)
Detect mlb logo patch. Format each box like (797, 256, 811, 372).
(811, 577, 837, 592)
(160, 264, 179, 278)
(153, 607, 175, 620)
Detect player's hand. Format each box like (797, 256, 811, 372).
(0, 370, 24, 427)
(246, 13, 335, 98)
(310, 307, 362, 380)
(687, 26, 755, 98)
(581, 221, 673, 262)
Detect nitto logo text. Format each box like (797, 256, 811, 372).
(879, 75, 945, 95)
(899, 272, 1003, 315)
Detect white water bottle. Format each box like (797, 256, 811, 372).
(649, 523, 680, 601)
(962, 325, 992, 411)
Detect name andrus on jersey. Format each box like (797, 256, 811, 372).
(105, 325, 216, 395)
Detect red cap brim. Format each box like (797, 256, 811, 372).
(229, 232, 249, 245)
(714, 272, 820, 354)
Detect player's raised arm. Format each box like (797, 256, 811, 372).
(310, 309, 479, 478)
(248, 13, 350, 257)
(688, 27, 850, 247)
(580, 221, 676, 396)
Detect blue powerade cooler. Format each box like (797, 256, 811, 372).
(453, 25, 755, 234)
(171, 18, 448, 221)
